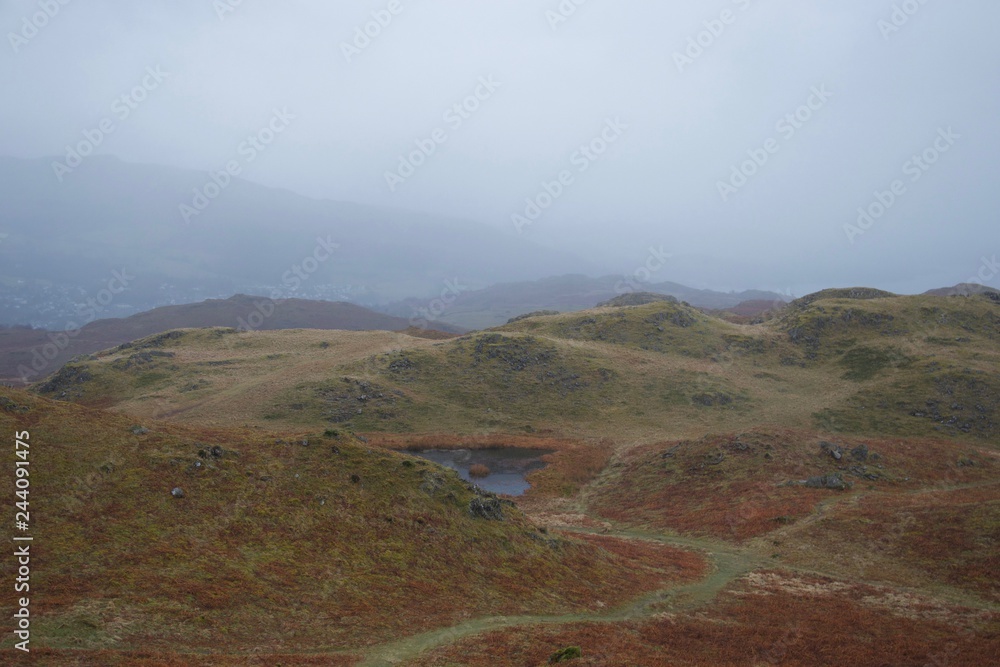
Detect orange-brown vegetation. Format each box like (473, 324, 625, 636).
(13, 650, 361, 666)
(0, 389, 702, 659)
(468, 463, 491, 478)
(409, 571, 1000, 666)
(779, 484, 1000, 602)
(590, 427, 998, 541)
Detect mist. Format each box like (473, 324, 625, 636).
(2, 0, 998, 296)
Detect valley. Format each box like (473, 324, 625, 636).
(1, 289, 997, 664)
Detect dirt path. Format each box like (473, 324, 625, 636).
(357, 477, 1000, 665)
(358, 527, 765, 666)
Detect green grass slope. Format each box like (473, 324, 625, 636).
(30, 291, 1000, 445)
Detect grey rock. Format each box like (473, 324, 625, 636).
(469, 496, 506, 521)
(804, 473, 848, 490)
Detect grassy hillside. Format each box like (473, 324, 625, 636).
(31, 292, 1000, 447)
(8, 288, 999, 664)
(0, 295, 461, 387)
(0, 388, 703, 661)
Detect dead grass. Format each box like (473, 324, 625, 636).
(0, 388, 704, 659)
(589, 427, 999, 541)
(408, 570, 999, 666)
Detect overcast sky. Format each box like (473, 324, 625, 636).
(2, 0, 998, 295)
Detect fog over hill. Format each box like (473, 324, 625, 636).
(0, 155, 607, 327)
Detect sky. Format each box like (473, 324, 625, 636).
(2, 0, 998, 296)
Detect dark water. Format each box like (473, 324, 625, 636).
(410, 447, 554, 496)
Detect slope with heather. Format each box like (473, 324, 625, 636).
(0, 387, 704, 661)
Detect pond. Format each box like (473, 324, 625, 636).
(409, 447, 554, 496)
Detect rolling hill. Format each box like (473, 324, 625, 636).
(8, 287, 999, 664)
(0, 387, 704, 663)
(32, 289, 1000, 444)
(0, 295, 461, 386)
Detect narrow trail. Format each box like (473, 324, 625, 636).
(358, 527, 766, 667)
(356, 474, 1000, 665)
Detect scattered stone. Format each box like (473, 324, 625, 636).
(130, 425, 149, 436)
(819, 441, 843, 461)
(171, 487, 184, 498)
(692, 392, 734, 407)
(1, 397, 29, 412)
(957, 458, 977, 468)
(804, 473, 848, 490)
(300, 439, 310, 447)
(847, 465, 880, 481)
(469, 496, 506, 521)
(420, 471, 446, 495)
(661, 444, 682, 459)
(850, 444, 870, 462)
(350, 474, 361, 484)
(197, 445, 225, 460)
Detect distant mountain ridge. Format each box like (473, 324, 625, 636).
(382, 274, 791, 330)
(923, 283, 1000, 298)
(0, 294, 460, 386)
(0, 154, 600, 326)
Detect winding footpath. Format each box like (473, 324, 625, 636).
(358, 527, 767, 666)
